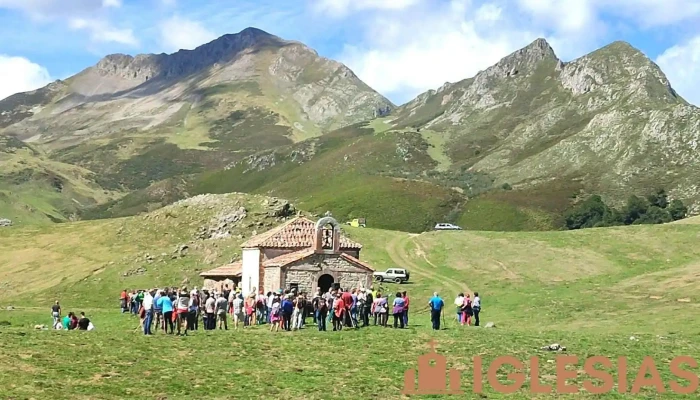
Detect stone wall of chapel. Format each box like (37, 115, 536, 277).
(264, 266, 282, 292)
(282, 253, 372, 293)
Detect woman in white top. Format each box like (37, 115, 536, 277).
(454, 293, 464, 322)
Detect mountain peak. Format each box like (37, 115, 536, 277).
(503, 37, 558, 66)
(91, 27, 288, 83)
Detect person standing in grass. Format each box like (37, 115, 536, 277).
(292, 294, 304, 330)
(332, 292, 346, 331)
(204, 291, 216, 331)
(159, 290, 174, 334)
(216, 293, 228, 330)
(281, 295, 294, 331)
(402, 291, 410, 327)
(175, 287, 191, 336)
(349, 288, 359, 328)
(392, 292, 406, 329)
(363, 288, 373, 327)
(376, 293, 388, 327)
(428, 292, 444, 331)
(143, 289, 154, 335)
(120, 289, 128, 313)
(461, 294, 473, 326)
(232, 293, 244, 330)
(266, 291, 275, 324)
(472, 292, 481, 327)
(454, 293, 464, 323)
(317, 296, 328, 331)
(188, 291, 199, 331)
(153, 290, 163, 331)
(51, 301, 61, 328)
(270, 297, 281, 332)
(324, 289, 335, 326)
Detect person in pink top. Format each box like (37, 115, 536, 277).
(461, 294, 473, 326)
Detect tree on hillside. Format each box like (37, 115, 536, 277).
(564, 195, 610, 229)
(646, 188, 668, 209)
(563, 189, 688, 230)
(668, 199, 688, 221)
(623, 195, 648, 224)
(635, 206, 672, 224)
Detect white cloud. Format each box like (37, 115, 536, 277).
(656, 35, 700, 106)
(0, 55, 52, 100)
(314, 0, 421, 17)
(336, 1, 550, 103)
(102, 0, 121, 8)
(69, 18, 138, 46)
(158, 16, 217, 52)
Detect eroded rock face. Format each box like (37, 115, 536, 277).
(391, 38, 700, 209)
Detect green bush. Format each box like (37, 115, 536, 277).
(564, 189, 688, 230)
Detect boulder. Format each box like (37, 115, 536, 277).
(0, 218, 12, 227)
(5, 306, 14, 311)
(484, 322, 495, 328)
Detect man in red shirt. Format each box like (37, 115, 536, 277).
(120, 289, 128, 313)
(341, 288, 353, 327)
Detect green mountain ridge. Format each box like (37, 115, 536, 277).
(1, 32, 699, 232)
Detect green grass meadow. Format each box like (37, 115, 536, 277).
(1, 194, 700, 398)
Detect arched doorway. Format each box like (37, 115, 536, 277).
(318, 274, 334, 293)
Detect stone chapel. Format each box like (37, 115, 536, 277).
(203, 216, 375, 295)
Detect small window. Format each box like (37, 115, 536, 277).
(289, 283, 299, 292)
(386, 269, 394, 274)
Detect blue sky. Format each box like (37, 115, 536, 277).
(0, 0, 699, 105)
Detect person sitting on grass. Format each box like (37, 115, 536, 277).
(62, 312, 73, 330)
(77, 312, 90, 330)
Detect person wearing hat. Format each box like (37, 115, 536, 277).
(175, 287, 191, 336)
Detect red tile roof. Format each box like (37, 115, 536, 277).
(262, 249, 375, 272)
(200, 261, 243, 278)
(263, 249, 315, 267)
(340, 253, 375, 272)
(241, 217, 362, 250)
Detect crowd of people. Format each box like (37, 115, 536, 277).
(119, 286, 481, 335)
(120, 285, 429, 335)
(454, 292, 481, 326)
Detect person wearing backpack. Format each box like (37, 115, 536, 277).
(317, 297, 328, 331)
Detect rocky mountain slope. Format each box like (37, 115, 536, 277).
(2, 33, 699, 231)
(387, 38, 700, 220)
(0, 28, 393, 223)
(1, 28, 392, 148)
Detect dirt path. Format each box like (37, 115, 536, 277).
(385, 234, 470, 297)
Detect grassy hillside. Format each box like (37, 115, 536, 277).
(0, 136, 120, 224)
(83, 123, 467, 233)
(1, 194, 700, 398)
